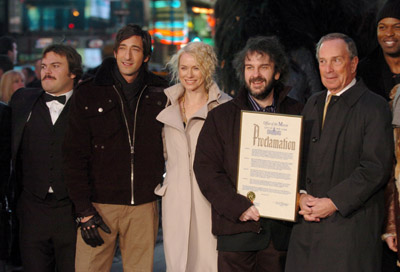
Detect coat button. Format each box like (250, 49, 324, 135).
(306, 178, 311, 184)
(312, 137, 318, 143)
(98, 108, 103, 112)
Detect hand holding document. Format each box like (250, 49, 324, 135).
(237, 111, 303, 222)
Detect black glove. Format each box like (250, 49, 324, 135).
(79, 213, 111, 247)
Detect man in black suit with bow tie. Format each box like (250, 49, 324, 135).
(9, 44, 83, 272)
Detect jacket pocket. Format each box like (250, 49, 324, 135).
(83, 99, 123, 137)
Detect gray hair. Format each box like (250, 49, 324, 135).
(316, 33, 358, 60)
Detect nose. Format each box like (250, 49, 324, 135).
(124, 49, 132, 59)
(385, 27, 394, 36)
(41, 66, 51, 76)
(251, 68, 261, 78)
(323, 62, 334, 73)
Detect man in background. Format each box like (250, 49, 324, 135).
(0, 36, 17, 65)
(358, 0, 400, 100)
(0, 55, 13, 80)
(22, 66, 41, 88)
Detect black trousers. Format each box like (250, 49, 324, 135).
(218, 241, 287, 272)
(17, 190, 76, 272)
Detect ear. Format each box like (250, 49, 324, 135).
(274, 71, 281, 81)
(144, 55, 150, 63)
(350, 56, 359, 74)
(70, 73, 76, 79)
(114, 51, 117, 59)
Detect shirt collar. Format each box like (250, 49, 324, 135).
(247, 93, 276, 112)
(327, 78, 356, 97)
(45, 89, 73, 104)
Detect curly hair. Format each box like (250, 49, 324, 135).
(167, 42, 218, 90)
(232, 36, 289, 87)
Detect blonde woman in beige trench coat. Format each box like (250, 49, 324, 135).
(155, 42, 231, 272)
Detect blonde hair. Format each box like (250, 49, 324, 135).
(167, 42, 217, 90)
(0, 70, 25, 103)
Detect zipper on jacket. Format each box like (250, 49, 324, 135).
(112, 85, 147, 205)
(130, 85, 147, 204)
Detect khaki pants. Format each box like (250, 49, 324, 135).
(75, 201, 159, 272)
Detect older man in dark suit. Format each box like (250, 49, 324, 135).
(285, 33, 394, 272)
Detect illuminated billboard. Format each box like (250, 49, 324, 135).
(149, 0, 189, 45)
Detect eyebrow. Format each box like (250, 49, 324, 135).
(42, 61, 62, 66)
(119, 44, 142, 50)
(245, 63, 271, 66)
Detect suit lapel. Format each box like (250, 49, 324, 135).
(316, 91, 326, 134)
(317, 81, 366, 158)
(12, 89, 44, 161)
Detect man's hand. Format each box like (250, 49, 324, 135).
(307, 197, 337, 219)
(79, 213, 111, 247)
(385, 235, 398, 252)
(239, 205, 260, 222)
(299, 194, 337, 222)
(298, 194, 320, 222)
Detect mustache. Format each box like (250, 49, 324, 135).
(42, 75, 56, 80)
(249, 77, 266, 84)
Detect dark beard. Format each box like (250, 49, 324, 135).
(247, 77, 276, 101)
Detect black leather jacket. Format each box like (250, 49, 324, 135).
(64, 58, 168, 216)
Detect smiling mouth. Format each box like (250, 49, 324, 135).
(384, 40, 397, 46)
(250, 77, 266, 84)
(324, 76, 338, 80)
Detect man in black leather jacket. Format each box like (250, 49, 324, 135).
(63, 24, 168, 271)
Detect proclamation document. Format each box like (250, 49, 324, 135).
(237, 111, 303, 222)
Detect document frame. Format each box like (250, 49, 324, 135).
(237, 110, 303, 222)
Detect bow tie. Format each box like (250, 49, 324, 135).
(43, 93, 66, 104)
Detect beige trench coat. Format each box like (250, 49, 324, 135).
(155, 82, 231, 272)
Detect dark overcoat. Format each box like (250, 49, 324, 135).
(285, 80, 394, 272)
(194, 86, 303, 251)
(0, 102, 11, 259)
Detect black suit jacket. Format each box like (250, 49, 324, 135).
(0, 102, 11, 259)
(0, 102, 11, 198)
(10, 88, 44, 170)
(9, 88, 47, 203)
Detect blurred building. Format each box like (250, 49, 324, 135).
(1, 0, 216, 71)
